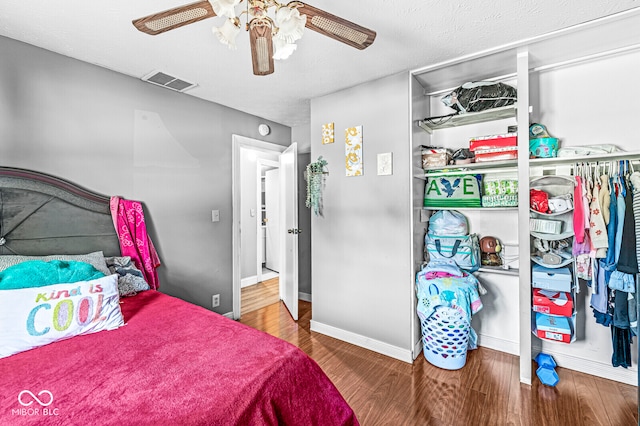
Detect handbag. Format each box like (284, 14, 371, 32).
(424, 233, 480, 272)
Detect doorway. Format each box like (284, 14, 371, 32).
(232, 135, 299, 320)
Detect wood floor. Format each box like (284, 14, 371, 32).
(240, 277, 279, 316)
(239, 300, 639, 426)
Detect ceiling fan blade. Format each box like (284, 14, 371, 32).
(132, 1, 216, 36)
(249, 19, 275, 76)
(292, 3, 376, 50)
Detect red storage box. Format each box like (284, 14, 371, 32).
(535, 313, 572, 343)
(536, 329, 571, 343)
(533, 289, 573, 317)
(469, 133, 517, 152)
(473, 147, 518, 162)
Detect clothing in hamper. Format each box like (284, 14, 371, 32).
(416, 264, 483, 349)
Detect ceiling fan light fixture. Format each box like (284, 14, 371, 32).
(274, 6, 306, 44)
(249, 19, 275, 75)
(213, 18, 241, 49)
(273, 38, 297, 60)
(133, 1, 376, 75)
(208, 0, 240, 19)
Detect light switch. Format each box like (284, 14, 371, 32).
(249, 209, 256, 217)
(212, 210, 220, 222)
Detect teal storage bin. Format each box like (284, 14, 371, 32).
(529, 137, 559, 158)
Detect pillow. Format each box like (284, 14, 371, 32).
(0, 274, 124, 359)
(105, 256, 150, 297)
(0, 260, 105, 290)
(0, 251, 110, 275)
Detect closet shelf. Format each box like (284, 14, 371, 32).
(478, 266, 519, 276)
(422, 206, 518, 211)
(415, 162, 517, 179)
(417, 105, 517, 133)
(530, 150, 640, 167)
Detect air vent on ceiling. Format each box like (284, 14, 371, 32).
(141, 71, 197, 93)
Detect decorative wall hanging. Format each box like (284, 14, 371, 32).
(345, 125, 363, 176)
(322, 122, 334, 144)
(305, 156, 328, 216)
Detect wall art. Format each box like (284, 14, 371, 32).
(345, 125, 363, 176)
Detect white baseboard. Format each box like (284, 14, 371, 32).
(223, 312, 234, 319)
(477, 334, 520, 356)
(310, 320, 413, 363)
(298, 292, 311, 302)
(531, 342, 638, 386)
(242, 271, 279, 288)
(241, 276, 257, 288)
(413, 338, 423, 360)
(412, 333, 519, 360)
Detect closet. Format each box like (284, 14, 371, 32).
(409, 8, 640, 385)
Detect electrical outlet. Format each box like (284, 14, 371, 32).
(212, 294, 220, 308)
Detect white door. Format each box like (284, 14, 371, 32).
(279, 143, 299, 320)
(264, 168, 280, 272)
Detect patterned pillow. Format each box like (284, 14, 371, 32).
(105, 256, 150, 297)
(0, 274, 124, 359)
(0, 251, 110, 275)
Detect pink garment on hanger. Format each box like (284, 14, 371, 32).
(574, 176, 585, 244)
(110, 196, 161, 290)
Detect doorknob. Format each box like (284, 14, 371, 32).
(287, 229, 302, 234)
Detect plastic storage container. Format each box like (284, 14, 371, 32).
(529, 137, 559, 158)
(421, 306, 470, 370)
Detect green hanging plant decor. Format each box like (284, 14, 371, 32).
(305, 156, 328, 216)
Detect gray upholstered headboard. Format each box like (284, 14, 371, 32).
(0, 167, 120, 257)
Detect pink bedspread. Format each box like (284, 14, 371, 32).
(0, 291, 359, 425)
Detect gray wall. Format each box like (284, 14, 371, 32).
(0, 36, 291, 314)
(309, 72, 413, 352)
(292, 124, 312, 297)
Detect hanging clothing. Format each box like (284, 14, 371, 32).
(110, 196, 161, 290)
(630, 172, 640, 271)
(599, 174, 611, 225)
(591, 261, 609, 314)
(611, 289, 632, 368)
(629, 292, 638, 336)
(614, 176, 626, 266)
(589, 174, 608, 257)
(573, 176, 585, 244)
(602, 177, 619, 275)
(617, 181, 638, 274)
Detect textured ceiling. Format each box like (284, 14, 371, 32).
(0, 1, 638, 127)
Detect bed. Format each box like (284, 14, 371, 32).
(0, 167, 358, 425)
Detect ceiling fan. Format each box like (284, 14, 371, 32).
(132, 0, 376, 76)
